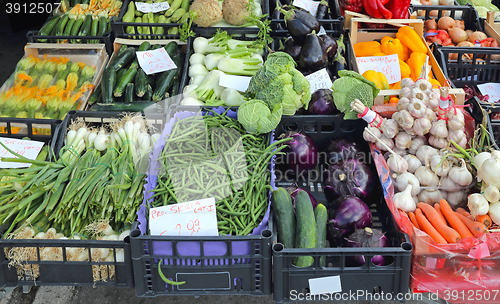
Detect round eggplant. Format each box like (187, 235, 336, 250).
(284, 38, 302, 62)
(299, 32, 328, 73)
(280, 7, 320, 43)
(320, 35, 338, 58)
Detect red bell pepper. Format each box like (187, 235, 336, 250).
(386, 0, 411, 19)
(377, 0, 393, 19)
(339, 0, 363, 14)
(363, 0, 393, 19)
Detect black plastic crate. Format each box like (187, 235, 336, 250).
(26, 31, 115, 56)
(271, 115, 412, 303)
(409, 3, 481, 31)
(270, 0, 343, 37)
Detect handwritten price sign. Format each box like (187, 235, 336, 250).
(135, 1, 170, 13)
(149, 197, 218, 236)
(293, 0, 320, 16)
(0, 137, 45, 168)
(356, 54, 401, 84)
(137, 47, 177, 75)
(477, 83, 500, 103)
(305, 68, 333, 93)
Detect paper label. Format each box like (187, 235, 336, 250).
(137, 48, 177, 75)
(305, 68, 333, 93)
(477, 83, 500, 103)
(308, 276, 342, 295)
(293, 0, 319, 16)
(149, 197, 218, 236)
(317, 26, 326, 36)
(356, 54, 401, 84)
(219, 74, 252, 92)
(135, 2, 170, 13)
(0, 137, 45, 168)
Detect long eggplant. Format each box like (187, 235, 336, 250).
(284, 38, 302, 62)
(299, 31, 328, 73)
(320, 35, 338, 58)
(316, 0, 329, 19)
(279, 6, 320, 43)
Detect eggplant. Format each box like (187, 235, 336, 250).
(308, 89, 338, 115)
(316, 0, 329, 19)
(284, 38, 302, 62)
(329, 57, 345, 80)
(299, 31, 328, 73)
(320, 35, 337, 58)
(279, 6, 320, 43)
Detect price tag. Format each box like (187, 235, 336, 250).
(135, 1, 170, 13)
(308, 276, 342, 295)
(137, 48, 177, 75)
(356, 54, 401, 84)
(0, 137, 45, 168)
(293, 0, 319, 16)
(149, 197, 218, 237)
(219, 74, 252, 92)
(305, 68, 333, 93)
(477, 83, 500, 103)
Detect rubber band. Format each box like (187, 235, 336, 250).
(113, 171, 130, 177)
(357, 107, 369, 118)
(94, 163, 111, 169)
(424, 32, 438, 38)
(371, 116, 383, 128)
(121, 140, 136, 148)
(107, 147, 120, 154)
(133, 173, 146, 178)
(361, 109, 377, 124)
(432, 84, 441, 89)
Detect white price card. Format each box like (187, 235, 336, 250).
(305, 68, 333, 93)
(356, 54, 401, 84)
(477, 83, 500, 103)
(219, 74, 252, 92)
(136, 48, 177, 75)
(0, 137, 45, 168)
(135, 1, 170, 13)
(149, 197, 218, 237)
(293, 0, 320, 16)
(308, 276, 342, 295)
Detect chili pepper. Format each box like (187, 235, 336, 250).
(397, 26, 428, 53)
(353, 41, 382, 57)
(406, 52, 427, 81)
(381, 37, 405, 61)
(386, 0, 411, 19)
(362, 70, 390, 102)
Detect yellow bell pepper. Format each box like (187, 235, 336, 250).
(372, 52, 387, 56)
(390, 81, 401, 90)
(353, 41, 382, 57)
(396, 26, 428, 54)
(406, 52, 428, 81)
(430, 78, 440, 88)
(381, 37, 405, 61)
(362, 70, 390, 102)
(402, 44, 410, 61)
(399, 60, 411, 79)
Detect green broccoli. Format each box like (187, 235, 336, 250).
(332, 70, 380, 120)
(246, 52, 311, 115)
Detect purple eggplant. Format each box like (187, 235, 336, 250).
(345, 228, 392, 267)
(278, 131, 319, 173)
(316, 0, 329, 19)
(284, 38, 302, 62)
(279, 6, 320, 43)
(327, 196, 372, 246)
(299, 31, 328, 73)
(325, 137, 363, 164)
(308, 89, 338, 115)
(320, 35, 337, 58)
(323, 158, 374, 203)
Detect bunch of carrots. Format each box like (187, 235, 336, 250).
(408, 199, 491, 245)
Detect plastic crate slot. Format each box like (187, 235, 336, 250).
(282, 122, 299, 132)
(320, 123, 335, 132)
(235, 278, 243, 291)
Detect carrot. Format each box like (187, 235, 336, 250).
(417, 202, 461, 243)
(455, 212, 488, 238)
(439, 199, 474, 239)
(415, 208, 448, 245)
(409, 211, 420, 230)
(434, 204, 448, 225)
(456, 208, 471, 218)
(476, 214, 492, 229)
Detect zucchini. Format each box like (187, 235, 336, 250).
(81, 0, 89, 4)
(87, 82, 102, 105)
(63, 17, 76, 36)
(91, 101, 157, 112)
(78, 14, 92, 42)
(109, 47, 135, 72)
(115, 69, 127, 89)
(114, 66, 138, 97)
(166, 0, 182, 17)
(39, 16, 60, 38)
(70, 0, 80, 6)
(138, 41, 151, 52)
(170, 75, 181, 97)
(101, 67, 116, 103)
(293, 190, 316, 268)
(135, 69, 148, 97)
(143, 84, 153, 101)
(55, 14, 70, 36)
(271, 188, 295, 249)
(151, 44, 162, 50)
(90, 17, 99, 42)
(70, 15, 85, 43)
(124, 83, 134, 103)
(171, 8, 185, 22)
(314, 204, 327, 267)
(152, 69, 176, 102)
(164, 41, 178, 56)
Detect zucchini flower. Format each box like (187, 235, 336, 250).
(15, 111, 28, 118)
(66, 73, 79, 92)
(26, 98, 42, 118)
(70, 62, 81, 74)
(34, 60, 48, 73)
(34, 113, 45, 119)
(58, 97, 77, 120)
(55, 79, 66, 91)
(43, 61, 57, 75)
(78, 66, 96, 87)
(45, 96, 62, 119)
(15, 56, 37, 72)
(37, 74, 54, 90)
(56, 62, 68, 77)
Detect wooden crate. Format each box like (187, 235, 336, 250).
(347, 16, 465, 105)
(486, 11, 500, 43)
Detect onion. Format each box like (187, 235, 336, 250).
(345, 228, 391, 267)
(327, 196, 373, 245)
(454, 20, 465, 30)
(469, 31, 488, 43)
(425, 19, 437, 32)
(465, 29, 473, 39)
(438, 17, 455, 31)
(448, 27, 468, 44)
(279, 132, 319, 173)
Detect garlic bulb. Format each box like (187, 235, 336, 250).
(426, 97, 439, 110)
(413, 118, 431, 136)
(397, 97, 411, 111)
(439, 177, 460, 192)
(409, 136, 427, 154)
(375, 135, 394, 151)
(425, 108, 437, 122)
(429, 154, 451, 177)
(400, 87, 412, 99)
(458, 136, 467, 149)
(380, 119, 399, 139)
(474, 151, 491, 181)
(393, 147, 408, 156)
(401, 78, 415, 89)
(396, 172, 421, 196)
(395, 132, 412, 150)
(447, 109, 465, 131)
(415, 79, 432, 95)
(415, 166, 439, 187)
(479, 150, 500, 189)
(408, 99, 427, 118)
(403, 126, 416, 136)
(413, 90, 429, 104)
(468, 193, 489, 217)
(416, 145, 438, 166)
(429, 120, 448, 138)
(393, 184, 416, 212)
(418, 189, 443, 204)
(449, 160, 473, 186)
(429, 135, 448, 149)
(483, 185, 500, 203)
(447, 191, 465, 207)
(429, 90, 439, 101)
(404, 154, 422, 173)
(363, 126, 381, 143)
(396, 110, 414, 129)
(447, 128, 465, 143)
(387, 154, 408, 174)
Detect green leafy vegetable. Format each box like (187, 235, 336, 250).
(237, 99, 282, 134)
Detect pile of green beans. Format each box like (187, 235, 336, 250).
(150, 110, 291, 236)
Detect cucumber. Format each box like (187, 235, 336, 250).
(109, 47, 135, 72)
(91, 101, 157, 112)
(293, 190, 316, 268)
(271, 188, 295, 249)
(314, 204, 327, 267)
(55, 14, 70, 36)
(124, 83, 135, 103)
(114, 66, 138, 97)
(39, 16, 61, 38)
(143, 84, 153, 101)
(101, 67, 116, 103)
(115, 69, 127, 89)
(63, 17, 76, 36)
(135, 69, 148, 97)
